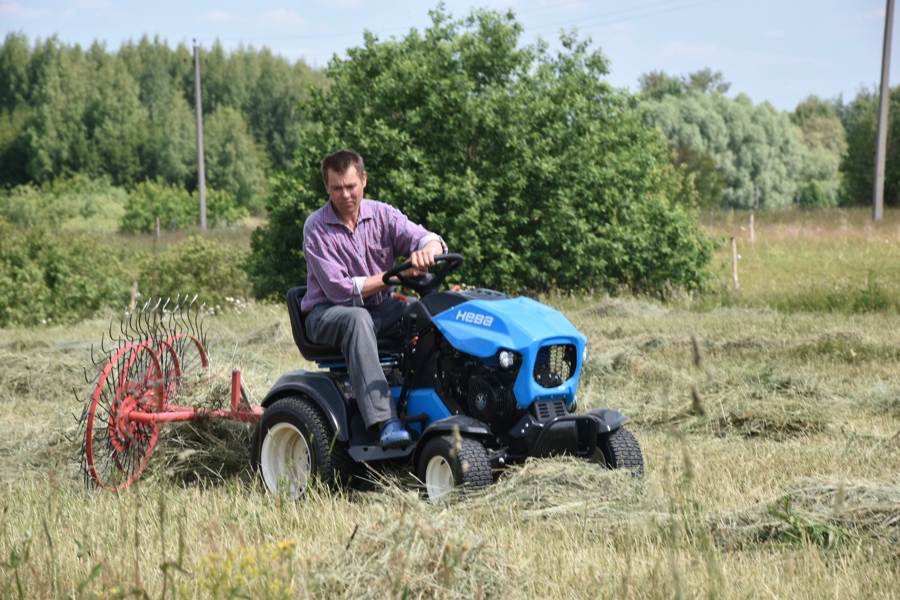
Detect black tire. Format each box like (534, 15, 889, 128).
(600, 427, 645, 476)
(417, 434, 492, 504)
(252, 395, 360, 498)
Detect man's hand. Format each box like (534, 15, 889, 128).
(405, 239, 443, 277)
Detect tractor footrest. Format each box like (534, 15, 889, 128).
(349, 444, 415, 463)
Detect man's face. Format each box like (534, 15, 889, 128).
(326, 166, 367, 223)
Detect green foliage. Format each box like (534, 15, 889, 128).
(120, 178, 247, 233)
(245, 173, 307, 299)
(0, 34, 327, 209)
(796, 180, 834, 209)
(248, 8, 712, 299)
(839, 86, 900, 206)
(0, 174, 127, 231)
(670, 139, 728, 210)
(791, 95, 848, 162)
(137, 235, 251, 309)
(0, 217, 130, 327)
(765, 495, 847, 549)
(121, 178, 196, 233)
(643, 91, 840, 209)
(638, 68, 731, 100)
(203, 107, 269, 212)
(853, 271, 891, 313)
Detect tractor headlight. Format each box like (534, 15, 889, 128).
(582, 344, 589, 366)
(498, 349, 515, 369)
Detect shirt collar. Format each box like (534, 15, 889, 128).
(324, 198, 374, 225)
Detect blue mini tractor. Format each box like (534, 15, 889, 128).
(252, 254, 644, 503)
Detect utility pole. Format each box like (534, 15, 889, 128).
(193, 40, 207, 231)
(874, 0, 895, 222)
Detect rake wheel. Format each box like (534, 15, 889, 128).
(85, 342, 165, 491)
(156, 333, 209, 398)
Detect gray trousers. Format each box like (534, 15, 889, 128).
(305, 299, 405, 429)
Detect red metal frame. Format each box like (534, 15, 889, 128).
(85, 337, 263, 491)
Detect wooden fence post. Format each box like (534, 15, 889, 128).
(731, 237, 740, 290)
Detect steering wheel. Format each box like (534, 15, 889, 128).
(382, 253, 464, 297)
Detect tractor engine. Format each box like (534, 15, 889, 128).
(439, 339, 522, 428)
(466, 375, 517, 424)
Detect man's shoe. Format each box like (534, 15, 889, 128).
(380, 418, 411, 449)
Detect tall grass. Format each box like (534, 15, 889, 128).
(701, 207, 900, 313)
(1, 209, 899, 598)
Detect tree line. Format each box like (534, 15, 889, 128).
(639, 69, 895, 210)
(0, 32, 327, 213)
(1, 8, 900, 326)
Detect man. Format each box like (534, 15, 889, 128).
(302, 149, 446, 449)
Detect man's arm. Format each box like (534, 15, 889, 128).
(354, 238, 444, 299)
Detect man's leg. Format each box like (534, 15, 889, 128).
(305, 303, 394, 428)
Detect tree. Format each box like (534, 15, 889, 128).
(644, 91, 838, 209)
(840, 86, 900, 206)
(638, 68, 730, 100)
(0, 35, 325, 202)
(247, 8, 712, 299)
(203, 106, 269, 212)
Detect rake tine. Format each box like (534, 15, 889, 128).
(108, 313, 116, 335)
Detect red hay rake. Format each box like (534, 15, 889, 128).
(77, 297, 262, 491)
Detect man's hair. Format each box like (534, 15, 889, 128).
(321, 149, 365, 184)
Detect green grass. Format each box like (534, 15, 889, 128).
(1, 208, 899, 598)
(701, 207, 900, 313)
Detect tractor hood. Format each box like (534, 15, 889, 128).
(431, 297, 587, 407)
(431, 297, 585, 357)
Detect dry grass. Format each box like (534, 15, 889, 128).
(2, 210, 900, 598)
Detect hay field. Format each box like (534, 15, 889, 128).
(1, 209, 900, 598)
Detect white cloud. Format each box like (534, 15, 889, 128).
(201, 10, 237, 24)
(661, 41, 717, 59)
(58, 0, 127, 19)
(0, 1, 51, 18)
(315, 0, 362, 9)
(534, 0, 587, 12)
(260, 8, 307, 29)
(72, 0, 114, 9)
(744, 51, 828, 68)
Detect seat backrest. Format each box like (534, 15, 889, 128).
(286, 286, 346, 363)
(286, 286, 406, 364)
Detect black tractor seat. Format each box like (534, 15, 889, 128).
(286, 286, 406, 364)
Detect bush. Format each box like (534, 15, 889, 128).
(797, 180, 836, 209)
(0, 174, 127, 231)
(137, 235, 251, 309)
(0, 217, 130, 326)
(120, 178, 247, 233)
(247, 9, 712, 299)
(121, 178, 195, 233)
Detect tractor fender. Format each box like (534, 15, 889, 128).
(259, 371, 351, 442)
(412, 415, 493, 467)
(583, 408, 628, 433)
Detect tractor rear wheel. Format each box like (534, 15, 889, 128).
(253, 396, 358, 499)
(600, 427, 644, 476)
(417, 435, 492, 504)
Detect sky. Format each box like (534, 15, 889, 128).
(1, 0, 896, 112)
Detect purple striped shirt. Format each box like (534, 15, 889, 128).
(301, 198, 443, 312)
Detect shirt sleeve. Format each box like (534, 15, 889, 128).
(386, 205, 447, 257)
(418, 233, 447, 253)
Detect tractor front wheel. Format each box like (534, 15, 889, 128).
(417, 434, 492, 504)
(600, 427, 644, 476)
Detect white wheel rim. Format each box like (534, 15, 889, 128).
(260, 422, 311, 499)
(424, 455, 455, 504)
